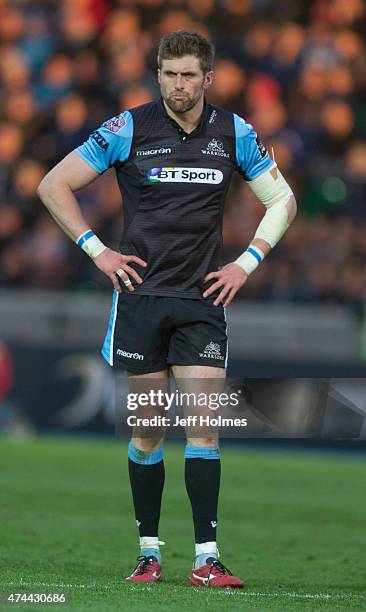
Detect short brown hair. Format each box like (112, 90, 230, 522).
(157, 30, 215, 74)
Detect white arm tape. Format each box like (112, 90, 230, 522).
(235, 245, 265, 276)
(247, 166, 293, 248)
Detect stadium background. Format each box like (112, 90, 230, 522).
(0, 0, 365, 304)
(1, 1, 366, 608)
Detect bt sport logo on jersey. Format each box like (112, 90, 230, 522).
(147, 167, 223, 184)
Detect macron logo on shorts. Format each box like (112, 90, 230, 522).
(116, 349, 144, 360)
(147, 167, 223, 184)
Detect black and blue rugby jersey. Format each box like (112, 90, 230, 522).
(75, 99, 273, 298)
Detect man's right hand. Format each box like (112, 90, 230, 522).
(93, 248, 147, 292)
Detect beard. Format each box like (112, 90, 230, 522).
(164, 92, 200, 114)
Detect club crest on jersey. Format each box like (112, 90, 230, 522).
(147, 167, 223, 184)
(201, 138, 229, 158)
(102, 113, 126, 133)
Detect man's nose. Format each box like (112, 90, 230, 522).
(175, 74, 184, 89)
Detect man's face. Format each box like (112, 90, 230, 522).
(158, 55, 213, 114)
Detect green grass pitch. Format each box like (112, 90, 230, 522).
(1, 437, 366, 611)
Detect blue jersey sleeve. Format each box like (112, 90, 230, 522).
(233, 114, 274, 181)
(74, 111, 133, 174)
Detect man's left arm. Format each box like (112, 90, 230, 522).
(203, 117, 296, 306)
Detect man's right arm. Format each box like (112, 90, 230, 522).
(38, 111, 147, 291)
(37, 112, 147, 292)
(37, 151, 99, 242)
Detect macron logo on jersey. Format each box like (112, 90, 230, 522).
(147, 167, 223, 184)
(136, 147, 172, 157)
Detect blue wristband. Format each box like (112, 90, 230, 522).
(77, 229, 94, 247)
(246, 246, 263, 263)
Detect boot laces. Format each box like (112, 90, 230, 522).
(208, 559, 232, 577)
(133, 555, 156, 575)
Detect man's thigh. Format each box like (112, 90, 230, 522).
(167, 299, 228, 369)
(172, 365, 226, 446)
(172, 365, 226, 379)
(104, 291, 172, 373)
(128, 369, 170, 448)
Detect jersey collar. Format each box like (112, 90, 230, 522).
(159, 97, 209, 136)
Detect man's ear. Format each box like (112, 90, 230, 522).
(203, 70, 214, 90)
(157, 68, 161, 84)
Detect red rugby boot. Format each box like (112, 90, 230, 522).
(189, 558, 244, 589)
(126, 555, 162, 583)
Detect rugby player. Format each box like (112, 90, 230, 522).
(38, 30, 296, 589)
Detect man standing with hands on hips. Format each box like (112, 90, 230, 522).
(38, 30, 296, 588)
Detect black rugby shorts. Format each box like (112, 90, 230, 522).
(101, 290, 228, 373)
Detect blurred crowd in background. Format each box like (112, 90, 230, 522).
(0, 0, 366, 305)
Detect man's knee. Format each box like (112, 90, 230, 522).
(186, 437, 219, 448)
(131, 436, 164, 452)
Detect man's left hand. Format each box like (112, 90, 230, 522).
(203, 263, 248, 307)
